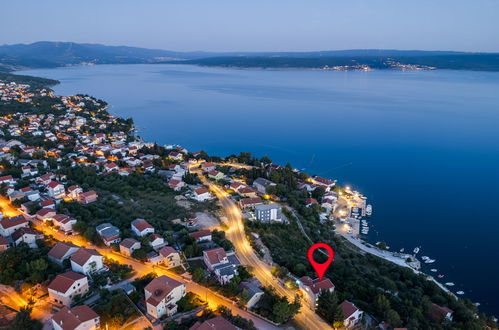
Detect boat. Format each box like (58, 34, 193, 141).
(474, 302, 481, 307)
(413, 247, 420, 254)
(399, 248, 405, 253)
(456, 291, 465, 295)
(445, 282, 455, 286)
(421, 256, 429, 260)
(366, 204, 372, 216)
(438, 274, 445, 278)
(425, 259, 436, 264)
(430, 269, 437, 272)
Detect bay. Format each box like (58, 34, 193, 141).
(18, 64, 499, 316)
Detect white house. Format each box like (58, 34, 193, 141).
(48, 271, 89, 306)
(48, 242, 80, 264)
(0, 215, 29, 237)
(51, 305, 100, 330)
(158, 246, 181, 269)
(145, 275, 186, 319)
(11, 227, 44, 248)
(339, 300, 364, 329)
(188, 230, 212, 243)
(131, 218, 155, 237)
(70, 248, 104, 275)
(203, 247, 228, 272)
(119, 238, 141, 257)
(47, 181, 65, 199)
(53, 214, 77, 233)
(300, 276, 335, 310)
(194, 187, 211, 202)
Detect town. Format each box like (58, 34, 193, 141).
(0, 76, 491, 330)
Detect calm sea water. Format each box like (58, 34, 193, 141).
(19, 64, 499, 316)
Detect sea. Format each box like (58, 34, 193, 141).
(18, 64, 499, 316)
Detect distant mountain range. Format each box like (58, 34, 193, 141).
(1, 41, 499, 72)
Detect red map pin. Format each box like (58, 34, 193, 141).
(308, 243, 335, 280)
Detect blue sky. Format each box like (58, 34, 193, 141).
(2, 0, 499, 52)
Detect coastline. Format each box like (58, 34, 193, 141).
(13, 65, 498, 315)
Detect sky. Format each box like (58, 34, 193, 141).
(2, 0, 499, 52)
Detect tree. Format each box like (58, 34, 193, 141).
(272, 299, 300, 324)
(131, 249, 147, 261)
(317, 290, 342, 324)
(192, 268, 205, 283)
(8, 308, 42, 330)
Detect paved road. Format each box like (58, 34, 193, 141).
(28, 218, 279, 330)
(197, 174, 332, 330)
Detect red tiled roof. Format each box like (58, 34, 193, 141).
(0, 215, 28, 229)
(339, 300, 359, 319)
(189, 230, 211, 240)
(47, 181, 63, 189)
(159, 246, 177, 257)
(48, 271, 86, 293)
(132, 219, 153, 232)
(189, 316, 236, 330)
(300, 276, 334, 294)
(52, 305, 99, 330)
(203, 248, 226, 266)
(70, 248, 102, 266)
(145, 275, 183, 307)
(48, 242, 79, 260)
(195, 187, 209, 195)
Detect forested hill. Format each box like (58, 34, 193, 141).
(1, 41, 499, 72)
(175, 53, 499, 71)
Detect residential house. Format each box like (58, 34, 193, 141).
(168, 179, 185, 191)
(131, 218, 155, 237)
(78, 191, 98, 204)
(47, 181, 65, 199)
(238, 187, 257, 198)
(339, 300, 364, 329)
(144, 275, 186, 319)
(36, 208, 57, 221)
(0, 215, 29, 237)
(429, 303, 454, 323)
(189, 316, 238, 330)
(70, 248, 104, 275)
(252, 178, 276, 194)
(96, 223, 121, 246)
(254, 204, 283, 222)
(203, 247, 229, 272)
(51, 305, 100, 330)
(194, 187, 211, 202)
(0, 175, 15, 185)
(201, 162, 216, 172)
(188, 230, 212, 243)
(239, 197, 263, 209)
(159, 246, 181, 269)
(11, 227, 44, 248)
(48, 242, 80, 264)
(67, 185, 83, 199)
(300, 276, 335, 309)
(119, 238, 141, 257)
(40, 199, 56, 209)
(149, 233, 167, 250)
(53, 214, 77, 233)
(48, 271, 89, 306)
(239, 279, 264, 309)
(0, 237, 9, 251)
(305, 198, 318, 208)
(208, 170, 224, 181)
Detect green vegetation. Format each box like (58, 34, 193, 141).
(0, 243, 60, 285)
(7, 307, 42, 330)
(0, 72, 59, 88)
(58, 167, 190, 239)
(94, 289, 140, 328)
(176, 292, 206, 313)
(252, 287, 300, 324)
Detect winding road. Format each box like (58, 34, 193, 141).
(198, 173, 332, 330)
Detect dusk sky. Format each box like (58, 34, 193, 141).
(2, 0, 499, 52)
